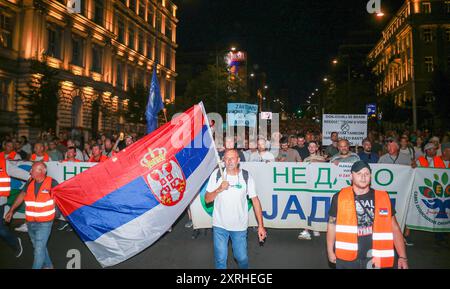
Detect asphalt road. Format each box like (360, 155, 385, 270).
(1, 213, 449, 269)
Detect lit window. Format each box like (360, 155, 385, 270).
(0, 14, 13, 49)
(71, 36, 84, 67)
(47, 25, 62, 59)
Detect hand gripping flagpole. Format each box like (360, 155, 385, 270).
(199, 101, 225, 180)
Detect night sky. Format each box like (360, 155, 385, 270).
(173, 0, 403, 109)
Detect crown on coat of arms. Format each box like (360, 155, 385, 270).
(140, 148, 167, 169)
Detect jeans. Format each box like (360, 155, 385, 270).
(0, 205, 19, 250)
(213, 226, 248, 269)
(28, 221, 53, 269)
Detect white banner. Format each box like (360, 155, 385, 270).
(322, 114, 367, 146)
(406, 168, 450, 232)
(191, 163, 414, 232)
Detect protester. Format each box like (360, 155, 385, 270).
(47, 140, 63, 161)
(89, 144, 108, 162)
(0, 151, 30, 258)
(378, 140, 412, 166)
(330, 139, 360, 164)
(205, 149, 267, 269)
(429, 136, 442, 156)
(358, 139, 379, 164)
(416, 143, 442, 168)
(219, 137, 246, 161)
(5, 162, 59, 269)
(30, 142, 51, 162)
(399, 136, 415, 162)
(440, 143, 450, 168)
(82, 143, 92, 161)
(288, 135, 298, 148)
(275, 137, 302, 162)
(413, 136, 425, 160)
(324, 132, 339, 159)
(1, 140, 21, 160)
(62, 147, 81, 162)
(293, 134, 310, 161)
(327, 160, 408, 269)
(249, 138, 275, 162)
(303, 141, 326, 162)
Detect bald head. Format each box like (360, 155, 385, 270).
(31, 161, 47, 181)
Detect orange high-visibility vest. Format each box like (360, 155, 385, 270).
(417, 156, 446, 168)
(24, 176, 55, 222)
(30, 153, 50, 162)
(335, 186, 394, 268)
(0, 156, 11, 197)
(62, 159, 81, 163)
(88, 155, 108, 162)
(0, 151, 17, 160)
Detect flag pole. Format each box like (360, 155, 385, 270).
(199, 101, 224, 179)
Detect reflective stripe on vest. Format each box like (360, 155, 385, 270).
(31, 153, 49, 162)
(24, 176, 55, 222)
(0, 156, 11, 197)
(0, 151, 17, 160)
(335, 186, 395, 268)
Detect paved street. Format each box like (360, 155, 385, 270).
(1, 213, 449, 269)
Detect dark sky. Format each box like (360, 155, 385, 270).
(172, 0, 403, 109)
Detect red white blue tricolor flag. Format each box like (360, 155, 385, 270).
(53, 103, 218, 267)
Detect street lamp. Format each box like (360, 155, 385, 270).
(332, 59, 338, 65)
(250, 73, 255, 77)
(323, 78, 328, 82)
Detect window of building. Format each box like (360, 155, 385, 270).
(165, 48, 171, 69)
(127, 67, 134, 89)
(139, 1, 146, 19)
(446, 29, 450, 42)
(423, 28, 433, 42)
(117, 62, 123, 89)
(147, 5, 154, 27)
(147, 36, 154, 59)
(138, 31, 144, 55)
(128, 27, 135, 50)
(47, 25, 62, 59)
(446, 1, 450, 13)
(156, 12, 162, 33)
(422, 2, 431, 14)
(93, 0, 104, 26)
(91, 44, 103, 73)
(118, 18, 125, 43)
(165, 80, 171, 102)
(71, 36, 84, 67)
(0, 78, 12, 111)
(424, 56, 433, 72)
(129, 0, 136, 13)
(0, 13, 13, 49)
(165, 18, 172, 40)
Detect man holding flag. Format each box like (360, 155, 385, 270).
(205, 149, 267, 269)
(53, 103, 218, 267)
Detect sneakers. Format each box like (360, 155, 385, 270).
(15, 237, 23, 258)
(298, 230, 312, 240)
(15, 223, 28, 233)
(313, 231, 321, 237)
(404, 236, 414, 246)
(184, 220, 193, 228)
(57, 222, 69, 231)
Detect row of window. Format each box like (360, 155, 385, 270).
(419, 1, 450, 14)
(0, 14, 13, 49)
(422, 28, 450, 43)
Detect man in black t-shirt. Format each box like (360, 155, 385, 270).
(326, 160, 408, 269)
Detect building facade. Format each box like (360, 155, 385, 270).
(0, 0, 177, 139)
(368, 0, 450, 127)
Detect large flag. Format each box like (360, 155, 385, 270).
(53, 103, 218, 267)
(145, 65, 164, 134)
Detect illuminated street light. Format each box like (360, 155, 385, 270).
(250, 73, 255, 77)
(264, 85, 268, 89)
(332, 59, 338, 65)
(231, 47, 237, 52)
(323, 78, 328, 82)
(376, 12, 385, 17)
(315, 88, 319, 92)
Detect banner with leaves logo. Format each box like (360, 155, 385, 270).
(406, 168, 450, 232)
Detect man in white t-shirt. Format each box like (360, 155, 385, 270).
(205, 149, 267, 269)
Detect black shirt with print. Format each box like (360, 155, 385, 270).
(328, 189, 396, 261)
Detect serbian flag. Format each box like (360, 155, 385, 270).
(53, 103, 218, 267)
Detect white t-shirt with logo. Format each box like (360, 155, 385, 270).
(206, 169, 257, 231)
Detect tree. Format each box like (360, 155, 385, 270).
(20, 60, 60, 132)
(126, 82, 148, 124)
(176, 62, 250, 117)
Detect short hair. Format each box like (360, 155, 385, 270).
(297, 134, 305, 139)
(338, 139, 350, 146)
(280, 136, 289, 144)
(308, 141, 319, 147)
(92, 144, 101, 150)
(67, 146, 77, 153)
(331, 131, 338, 136)
(362, 138, 371, 145)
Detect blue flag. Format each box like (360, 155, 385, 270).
(145, 67, 164, 134)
